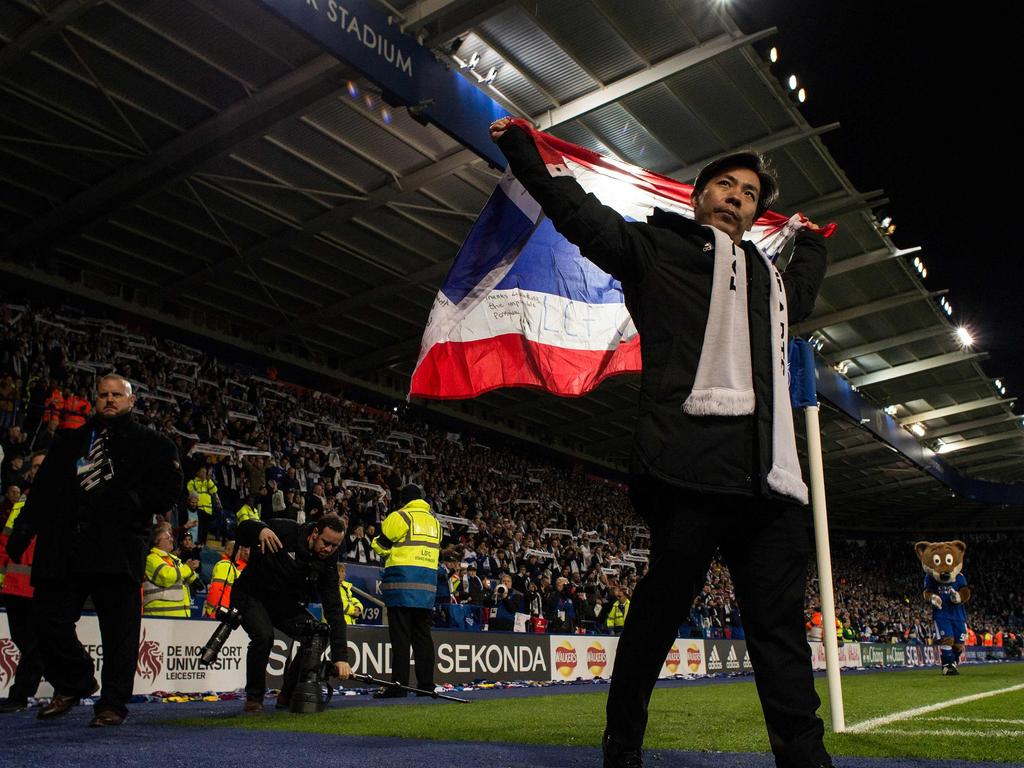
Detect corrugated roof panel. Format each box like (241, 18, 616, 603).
(478, 6, 598, 104)
(354, 204, 462, 256)
(73, 4, 247, 110)
(0, 0, 38, 41)
(291, 235, 400, 288)
(385, 188, 477, 244)
(596, 0, 703, 63)
(618, 82, 720, 167)
(783, 141, 847, 203)
(3, 50, 141, 142)
(304, 98, 432, 175)
(108, 1, 286, 90)
(45, 30, 214, 130)
(547, 122, 614, 157)
(715, 50, 793, 134)
(257, 118, 389, 193)
(416, 176, 490, 218)
(528, 0, 645, 83)
(454, 33, 556, 116)
(324, 218, 436, 275)
(578, 103, 677, 173)
(168, 0, 321, 72)
(664, 63, 766, 147)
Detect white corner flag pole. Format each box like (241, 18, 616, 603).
(804, 403, 846, 732)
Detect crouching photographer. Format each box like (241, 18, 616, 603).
(227, 514, 352, 712)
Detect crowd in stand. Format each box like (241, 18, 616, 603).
(1, 298, 1022, 646)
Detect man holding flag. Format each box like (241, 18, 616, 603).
(487, 118, 831, 768)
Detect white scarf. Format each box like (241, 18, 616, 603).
(683, 227, 808, 505)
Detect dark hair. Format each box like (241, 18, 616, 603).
(693, 150, 779, 220)
(314, 514, 346, 535)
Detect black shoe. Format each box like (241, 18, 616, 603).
(602, 732, 642, 768)
(38, 679, 99, 720)
(275, 692, 291, 710)
(88, 708, 126, 727)
(0, 698, 28, 714)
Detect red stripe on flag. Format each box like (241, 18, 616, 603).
(410, 334, 642, 399)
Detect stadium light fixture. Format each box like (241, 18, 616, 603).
(910, 423, 927, 437)
(955, 326, 973, 348)
(797, 87, 807, 103)
(769, 46, 779, 63)
(788, 74, 798, 90)
(920, 267, 927, 278)
(881, 216, 892, 229)
(381, 107, 393, 124)
(346, 81, 359, 99)
(884, 405, 899, 416)
(995, 379, 1003, 389)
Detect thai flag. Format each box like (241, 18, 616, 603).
(410, 120, 821, 400)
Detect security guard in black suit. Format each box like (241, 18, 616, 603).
(7, 374, 182, 727)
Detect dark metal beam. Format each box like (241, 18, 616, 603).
(155, 148, 478, 303)
(0, 0, 100, 77)
(2, 54, 348, 257)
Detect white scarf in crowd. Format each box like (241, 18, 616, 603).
(682, 226, 808, 505)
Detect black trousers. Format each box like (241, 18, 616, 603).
(606, 477, 830, 768)
(233, 590, 309, 701)
(3, 595, 44, 703)
(32, 575, 141, 717)
(387, 606, 435, 690)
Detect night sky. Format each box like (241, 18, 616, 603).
(735, 1, 1022, 403)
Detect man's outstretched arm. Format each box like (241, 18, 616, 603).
(490, 117, 656, 286)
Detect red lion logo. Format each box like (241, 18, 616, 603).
(136, 629, 163, 682)
(0, 639, 20, 688)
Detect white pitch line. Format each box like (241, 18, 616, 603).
(845, 683, 1024, 734)
(925, 716, 1024, 725)
(874, 728, 1024, 739)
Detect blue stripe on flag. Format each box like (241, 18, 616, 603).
(493, 218, 625, 304)
(441, 187, 536, 305)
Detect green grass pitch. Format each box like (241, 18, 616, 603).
(185, 662, 1024, 763)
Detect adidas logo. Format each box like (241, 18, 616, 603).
(742, 651, 751, 669)
(708, 647, 721, 669)
(703, 242, 713, 252)
(726, 646, 739, 669)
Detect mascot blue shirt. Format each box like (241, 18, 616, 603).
(924, 573, 968, 622)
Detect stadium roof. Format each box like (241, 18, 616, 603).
(0, 0, 1020, 531)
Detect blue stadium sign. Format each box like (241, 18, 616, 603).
(254, 0, 508, 168)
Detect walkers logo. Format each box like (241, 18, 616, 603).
(136, 629, 164, 682)
(664, 644, 681, 674)
(586, 642, 607, 676)
(686, 643, 703, 674)
(554, 641, 578, 677)
(0, 638, 20, 688)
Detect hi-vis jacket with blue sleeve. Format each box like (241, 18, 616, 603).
(371, 499, 441, 609)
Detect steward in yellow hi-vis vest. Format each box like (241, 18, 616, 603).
(144, 527, 198, 617)
(371, 484, 441, 696)
(372, 492, 442, 610)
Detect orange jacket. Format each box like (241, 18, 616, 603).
(42, 389, 64, 426)
(60, 395, 91, 430)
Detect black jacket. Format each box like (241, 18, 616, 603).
(498, 128, 828, 501)
(10, 413, 182, 583)
(234, 518, 348, 662)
